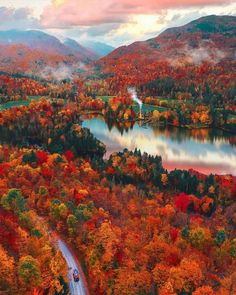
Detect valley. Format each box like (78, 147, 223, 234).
(0, 12, 235, 295)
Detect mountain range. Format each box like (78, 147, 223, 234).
(0, 30, 115, 76)
(97, 15, 236, 69)
(81, 41, 115, 57)
(0, 15, 235, 78)
(0, 30, 103, 61)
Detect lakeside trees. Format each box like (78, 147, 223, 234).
(0, 113, 235, 294)
(0, 98, 105, 157)
(0, 86, 235, 294)
(0, 76, 48, 103)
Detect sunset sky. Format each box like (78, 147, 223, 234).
(0, 0, 235, 46)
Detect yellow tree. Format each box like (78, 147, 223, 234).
(193, 286, 214, 295)
(0, 245, 16, 292)
(49, 250, 68, 294)
(18, 255, 42, 289)
(169, 258, 203, 293)
(113, 268, 151, 295)
(161, 174, 168, 186)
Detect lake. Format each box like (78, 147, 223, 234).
(83, 116, 236, 175)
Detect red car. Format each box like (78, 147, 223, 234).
(73, 269, 80, 282)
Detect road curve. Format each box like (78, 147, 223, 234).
(58, 240, 88, 295)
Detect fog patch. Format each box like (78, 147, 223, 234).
(188, 45, 226, 65)
(39, 62, 88, 81)
(167, 41, 227, 66)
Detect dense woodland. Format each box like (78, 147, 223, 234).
(0, 15, 235, 294)
(86, 61, 236, 130)
(0, 98, 235, 294)
(0, 74, 235, 131)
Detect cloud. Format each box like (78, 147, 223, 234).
(40, 0, 232, 28)
(0, 6, 40, 30)
(0, 0, 235, 47)
(86, 119, 236, 174)
(86, 23, 121, 36)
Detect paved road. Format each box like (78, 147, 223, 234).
(34, 217, 89, 295)
(58, 240, 88, 295)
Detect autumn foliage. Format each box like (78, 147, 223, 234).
(0, 131, 235, 294)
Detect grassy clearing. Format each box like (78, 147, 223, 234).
(1, 95, 166, 114)
(153, 96, 194, 104)
(96, 96, 114, 102)
(133, 103, 166, 113)
(97, 95, 165, 113)
(0, 96, 50, 111)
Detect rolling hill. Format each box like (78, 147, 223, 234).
(63, 37, 99, 61)
(0, 30, 98, 62)
(97, 15, 236, 69)
(0, 30, 99, 77)
(91, 15, 236, 95)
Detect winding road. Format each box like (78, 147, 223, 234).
(2, 95, 89, 295)
(58, 240, 89, 295)
(34, 216, 89, 295)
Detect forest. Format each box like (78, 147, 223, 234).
(0, 97, 235, 294)
(0, 74, 235, 132)
(0, 12, 236, 295)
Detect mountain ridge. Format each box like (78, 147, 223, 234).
(160, 15, 236, 36)
(98, 15, 236, 66)
(0, 30, 98, 62)
(82, 41, 115, 57)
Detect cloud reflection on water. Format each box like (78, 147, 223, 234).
(83, 117, 236, 175)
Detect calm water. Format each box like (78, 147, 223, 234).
(83, 116, 236, 175)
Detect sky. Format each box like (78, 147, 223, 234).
(0, 0, 235, 47)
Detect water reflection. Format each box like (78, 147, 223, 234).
(82, 116, 236, 175)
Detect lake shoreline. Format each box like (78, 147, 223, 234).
(82, 115, 236, 176)
(81, 110, 235, 135)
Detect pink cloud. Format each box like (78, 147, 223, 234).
(41, 0, 232, 27)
